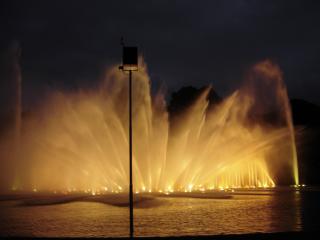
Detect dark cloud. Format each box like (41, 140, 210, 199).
(1, 0, 320, 109)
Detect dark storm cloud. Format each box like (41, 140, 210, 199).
(1, 0, 320, 109)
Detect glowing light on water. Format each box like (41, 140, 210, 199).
(1, 58, 299, 193)
(167, 185, 174, 193)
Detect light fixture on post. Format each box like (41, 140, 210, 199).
(119, 39, 138, 239)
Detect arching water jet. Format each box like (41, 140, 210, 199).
(0, 59, 298, 193)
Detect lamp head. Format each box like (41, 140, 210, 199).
(122, 46, 138, 71)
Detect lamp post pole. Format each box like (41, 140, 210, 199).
(129, 69, 134, 239)
(119, 42, 138, 239)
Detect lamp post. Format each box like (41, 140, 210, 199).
(119, 42, 138, 239)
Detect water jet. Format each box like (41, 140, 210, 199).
(0, 59, 299, 194)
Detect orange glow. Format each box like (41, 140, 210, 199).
(2, 59, 299, 193)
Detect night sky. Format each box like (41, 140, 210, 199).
(1, 0, 320, 110)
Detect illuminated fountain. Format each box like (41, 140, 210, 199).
(1, 58, 299, 194)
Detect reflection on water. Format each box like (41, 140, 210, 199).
(0, 191, 318, 237)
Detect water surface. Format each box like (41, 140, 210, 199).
(0, 190, 319, 237)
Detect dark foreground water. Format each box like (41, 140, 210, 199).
(0, 189, 320, 237)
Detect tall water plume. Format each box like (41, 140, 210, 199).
(0, 59, 298, 193)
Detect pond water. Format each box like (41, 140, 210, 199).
(0, 190, 319, 237)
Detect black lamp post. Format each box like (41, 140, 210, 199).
(119, 42, 138, 239)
